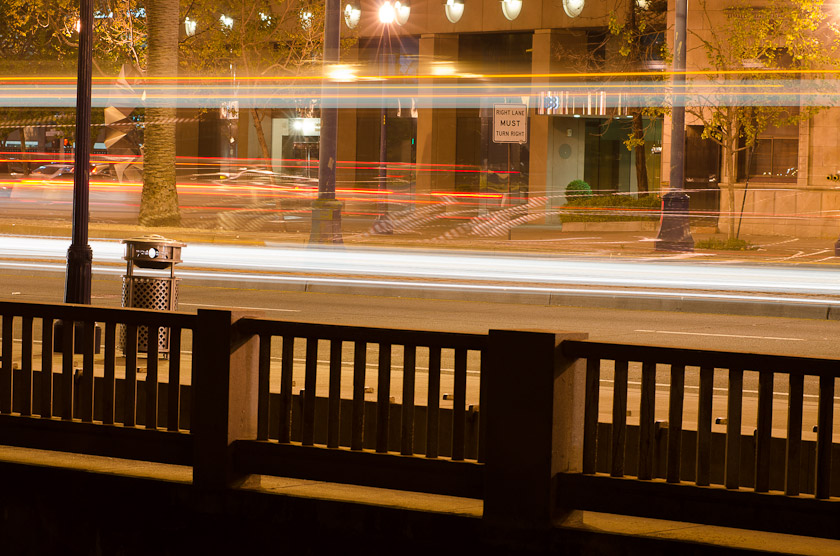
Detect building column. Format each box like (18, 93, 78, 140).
(416, 34, 459, 204)
(528, 29, 558, 224)
(336, 43, 360, 192)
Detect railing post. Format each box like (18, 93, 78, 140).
(192, 309, 262, 489)
(483, 330, 588, 532)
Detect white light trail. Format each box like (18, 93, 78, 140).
(2, 235, 840, 300)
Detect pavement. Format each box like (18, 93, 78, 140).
(2, 216, 840, 321)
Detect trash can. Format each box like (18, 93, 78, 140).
(120, 235, 185, 357)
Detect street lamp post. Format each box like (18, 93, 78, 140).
(372, 2, 396, 234)
(655, 0, 694, 251)
(309, 0, 344, 244)
(66, 0, 94, 303)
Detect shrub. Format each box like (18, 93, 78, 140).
(565, 179, 592, 198)
(695, 237, 758, 251)
(560, 193, 661, 223)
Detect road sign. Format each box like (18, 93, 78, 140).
(493, 104, 527, 143)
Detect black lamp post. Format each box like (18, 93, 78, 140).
(66, 0, 94, 302)
(655, 0, 694, 251)
(309, 0, 345, 244)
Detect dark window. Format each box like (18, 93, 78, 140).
(738, 116, 799, 181)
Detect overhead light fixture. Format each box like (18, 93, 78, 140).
(444, 0, 464, 23)
(344, 3, 361, 28)
(184, 17, 197, 37)
(501, 0, 522, 20)
(395, 0, 410, 25)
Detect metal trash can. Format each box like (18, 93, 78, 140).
(120, 235, 185, 357)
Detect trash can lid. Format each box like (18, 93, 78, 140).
(121, 234, 186, 248)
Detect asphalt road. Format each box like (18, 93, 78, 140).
(2, 265, 837, 441)
(1, 265, 837, 357)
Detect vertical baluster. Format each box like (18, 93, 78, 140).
(256, 334, 271, 441)
(666, 364, 685, 483)
(375, 343, 392, 453)
(815, 374, 835, 500)
(754, 370, 773, 492)
(451, 348, 468, 461)
(725, 368, 744, 489)
(40, 318, 54, 418)
(478, 350, 486, 463)
(785, 373, 803, 496)
(327, 340, 342, 448)
(145, 324, 159, 429)
(124, 323, 138, 426)
(638, 362, 656, 480)
(61, 320, 74, 421)
(611, 359, 629, 477)
(20, 316, 34, 416)
(1, 315, 13, 414)
(80, 321, 95, 422)
(166, 327, 181, 432)
(302, 338, 318, 446)
(696, 366, 714, 486)
(278, 335, 295, 443)
(351, 341, 366, 450)
(583, 358, 601, 474)
(426, 347, 441, 458)
(102, 322, 116, 425)
(400, 345, 417, 456)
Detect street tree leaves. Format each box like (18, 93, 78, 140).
(689, 0, 840, 238)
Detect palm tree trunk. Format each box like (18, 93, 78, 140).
(139, 0, 181, 227)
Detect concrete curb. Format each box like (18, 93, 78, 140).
(183, 272, 840, 320)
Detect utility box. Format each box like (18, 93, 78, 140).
(120, 235, 185, 357)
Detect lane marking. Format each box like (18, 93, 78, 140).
(179, 302, 300, 312)
(635, 329, 804, 341)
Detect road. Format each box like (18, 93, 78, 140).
(2, 260, 838, 442)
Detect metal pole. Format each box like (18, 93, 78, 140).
(655, 0, 694, 251)
(66, 0, 94, 303)
(309, 0, 344, 244)
(372, 24, 394, 234)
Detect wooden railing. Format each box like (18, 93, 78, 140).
(0, 300, 837, 539)
(0, 300, 196, 464)
(232, 317, 487, 498)
(558, 340, 839, 538)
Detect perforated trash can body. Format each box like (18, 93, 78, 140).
(120, 235, 185, 356)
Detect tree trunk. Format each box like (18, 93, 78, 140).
(724, 132, 738, 239)
(18, 127, 28, 175)
(250, 108, 274, 181)
(140, 0, 181, 227)
(632, 111, 648, 193)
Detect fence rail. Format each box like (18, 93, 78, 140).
(561, 339, 838, 504)
(0, 300, 837, 539)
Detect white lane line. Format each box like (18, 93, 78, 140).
(179, 302, 300, 312)
(635, 329, 804, 341)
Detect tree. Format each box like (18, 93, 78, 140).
(689, 0, 840, 238)
(609, 0, 669, 193)
(179, 0, 351, 178)
(140, 0, 182, 227)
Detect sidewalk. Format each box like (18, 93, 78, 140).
(1, 216, 838, 263)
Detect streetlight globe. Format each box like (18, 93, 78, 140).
(379, 1, 396, 24)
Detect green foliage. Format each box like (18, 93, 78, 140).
(560, 193, 661, 223)
(695, 237, 758, 251)
(565, 180, 592, 197)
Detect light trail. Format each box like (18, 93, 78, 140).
(2, 236, 840, 302)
